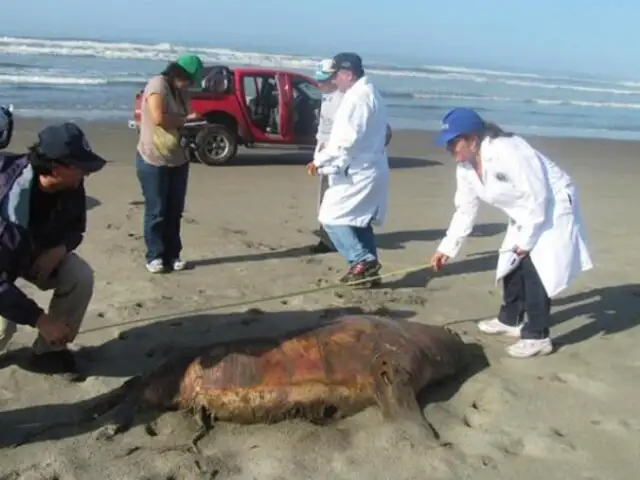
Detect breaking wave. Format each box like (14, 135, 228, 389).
(2, 36, 640, 96)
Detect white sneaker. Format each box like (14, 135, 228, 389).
(172, 258, 187, 271)
(145, 259, 165, 274)
(506, 338, 553, 358)
(477, 318, 522, 338)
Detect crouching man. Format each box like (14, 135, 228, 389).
(0, 122, 106, 375)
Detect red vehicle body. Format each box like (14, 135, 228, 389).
(129, 65, 323, 165)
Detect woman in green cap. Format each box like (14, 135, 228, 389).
(135, 54, 204, 274)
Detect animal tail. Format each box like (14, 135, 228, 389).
(82, 375, 145, 421)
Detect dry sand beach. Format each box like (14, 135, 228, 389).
(0, 118, 639, 480)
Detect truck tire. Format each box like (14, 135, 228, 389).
(194, 124, 238, 165)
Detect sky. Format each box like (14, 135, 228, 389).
(2, 0, 638, 79)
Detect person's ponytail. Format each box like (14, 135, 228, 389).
(481, 121, 514, 139)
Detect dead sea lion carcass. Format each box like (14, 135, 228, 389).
(83, 315, 471, 448)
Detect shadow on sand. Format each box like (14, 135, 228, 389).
(0, 306, 488, 448)
(381, 251, 501, 290)
(189, 222, 507, 274)
(447, 283, 640, 352)
(377, 222, 506, 251)
(86, 195, 101, 211)
(549, 283, 640, 348)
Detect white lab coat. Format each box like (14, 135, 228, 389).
(314, 90, 344, 211)
(436, 135, 593, 298)
(315, 90, 344, 148)
(313, 76, 389, 228)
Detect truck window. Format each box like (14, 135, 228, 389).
(293, 79, 322, 101)
(243, 76, 259, 104)
(242, 74, 280, 135)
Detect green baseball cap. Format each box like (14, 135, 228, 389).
(175, 54, 204, 85)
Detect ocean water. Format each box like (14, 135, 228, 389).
(2, 35, 640, 140)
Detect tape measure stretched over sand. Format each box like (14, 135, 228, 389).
(77, 263, 430, 336)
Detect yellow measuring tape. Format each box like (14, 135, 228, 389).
(77, 263, 430, 336)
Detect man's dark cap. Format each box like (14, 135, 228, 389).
(36, 122, 107, 174)
(331, 52, 364, 75)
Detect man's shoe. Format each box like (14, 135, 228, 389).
(340, 260, 382, 287)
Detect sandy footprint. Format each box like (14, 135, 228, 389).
(518, 426, 588, 462)
(589, 417, 640, 437)
(6, 456, 68, 480)
(550, 372, 615, 400)
(336, 421, 471, 479)
(332, 287, 429, 307)
(460, 376, 522, 429)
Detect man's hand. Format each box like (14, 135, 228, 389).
(306, 161, 318, 176)
(430, 251, 449, 272)
(185, 112, 200, 121)
(29, 245, 67, 282)
(36, 313, 72, 346)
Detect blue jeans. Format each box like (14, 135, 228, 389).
(322, 223, 378, 266)
(135, 153, 190, 263)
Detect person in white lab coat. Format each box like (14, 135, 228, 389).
(430, 107, 593, 359)
(309, 59, 394, 256)
(309, 59, 344, 254)
(306, 52, 390, 285)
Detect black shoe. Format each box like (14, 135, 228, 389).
(28, 350, 84, 381)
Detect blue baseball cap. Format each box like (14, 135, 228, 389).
(313, 58, 335, 82)
(36, 122, 107, 173)
(434, 107, 485, 146)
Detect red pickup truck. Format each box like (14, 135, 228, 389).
(128, 65, 323, 165)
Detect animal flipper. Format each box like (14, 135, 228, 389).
(190, 406, 214, 454)
(10, 375, 144, 447)
(89, 375, 147, 441)
(82, 375, 144, 421)
(370, 354, 445, 448)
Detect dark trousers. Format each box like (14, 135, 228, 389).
(135, 153, 190, 263)
(498, 255, 552, 339)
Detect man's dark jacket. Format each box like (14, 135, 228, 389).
(0, 153, 86, 327)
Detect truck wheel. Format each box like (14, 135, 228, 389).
(194, 124, 238, 165)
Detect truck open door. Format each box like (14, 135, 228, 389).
(276, 72, 293, 140)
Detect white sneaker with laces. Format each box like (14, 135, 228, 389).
(172, 258, 187, 271)
(477, 318, 522, 338)
(506, 338, 553, 358)
(145, 258, 165, 274)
